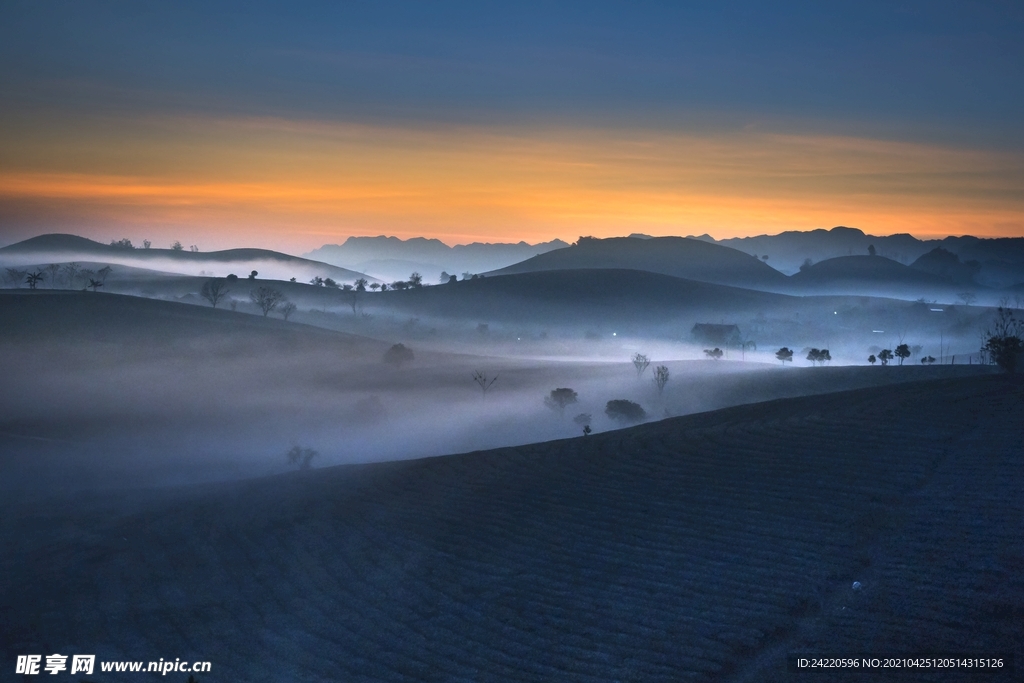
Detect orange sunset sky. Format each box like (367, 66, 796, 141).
(2, 3, 1023, 253)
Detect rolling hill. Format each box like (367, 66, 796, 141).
(0, 233, 372, 283)
(788, 254, 963, 298)
(488, 236, 791, 292)
(2, 374, 1019, 681)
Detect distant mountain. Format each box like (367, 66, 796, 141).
(709, 226, 1024, 287)
(488, 236, 790, 291)
(305, 235, 570, 283)
(0, 233, 372, 283)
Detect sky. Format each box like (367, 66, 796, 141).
(1, 1, 1023, 252)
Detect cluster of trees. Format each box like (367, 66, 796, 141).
(5, 264, 112, 291)
(542, 386, 648, 435)
(806, 348, 832, 365)
(983, 307, 1023, 373)
(867, 344, 910, 366)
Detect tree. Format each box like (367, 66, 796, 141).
(878, 349, 894, 365)
(472, 370, 498, 395)
(868, 244, 876, 256)
(958, 291, 977, 307)
(653, 365, 670, 393)
(143, 239, 151, 249)
(868, 354, 877, 365)
(370, 283, 381, 291)
(408, 272, 423, 288)
(573, 413, 592, 436)
(87, 279, 103, 292)
(286, 446, 318, 470)
(97, 265, 112, 284)
(189, 244, 199, 252)
(391, 280, 409, 290)
(45, 264, 61, 288)
(279, 302, 297, 321)
(60, 262, 80, 288)
(250, 286, 284, 316)
(325, 278, 339, 289)
(894, 343, 911, 365)
(4, 268, 26, 288)
(354, 278, 368, 292)
(200, 279, 230, 308)
(632, 353, 650, 376)
(384, 343, 415, 367)
(605, 399, 646, 424)
(25, 271, 44, 289)
(920, 356, 936, 364)
(171, 241, 184, 251)
(799, 258, 814, 272)
(704, 347, 723, 360)
(545, 388, 579, 416)
(226, 274, 238, 283)
(776, 347, 794, 364)
(110, 238, 133, 249)
(982, 307, 1023, 373)
(249, 270, 258, 280)
(806, 348, 831, 365)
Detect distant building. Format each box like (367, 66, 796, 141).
(691, 323, 742, 348)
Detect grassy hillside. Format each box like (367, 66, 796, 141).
(1, 374, 1020, 681)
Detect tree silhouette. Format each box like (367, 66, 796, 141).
(200, 279, 230, 308)
(87, 279, 103, 292)
(472, 370, 498, 395)
(894, 343, 911, 365)
(775, 347, 794, 364)
(279, 302, 297, 321)
(354, 278, 368, 292)
(868, 244, 876, 256)
(249, 270, 258, 280)
(653, 365, 670, 393)
(60, 263, 80, 288)
(45, 264, 60, 288)
(408, 272, 423, 288)
(384, 343, 415, 367)
(249, 286, 284, 316)
(573, 413, 592, 436)
(25, 271, 44, 289)
(704, 348, 723, 360)
(920, 356, 936, 364)
(806, 348, 831, 365)
(982, 307, 1023, 373)
(286, 446, 318, 470)
(605, 399, 646, 424)
(545, 388, 579, 416)
(97, 265, 112, 284)
(3, 268, 26, 288)
(868, 354, 877, 365)
(878, 349, 894, 365)
(632, 353, 650, 376)
(171, 241, 184, 251)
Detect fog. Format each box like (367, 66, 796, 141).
(0, 288, 995, 497)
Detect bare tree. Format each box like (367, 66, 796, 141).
(472, 370, 498, 395)
(97, 265, 112, 284)
(632, 353, 650, 376)
(87, 279, 103, 292)
(45, 264, 61, 288)
(250, 286, 284, 316)
(60, 263, 80, 288)
(279, 302, 297, 321)
(958, 291, 977, 307)
(286, 446, 318, 470)
(4, 268, 27, 288)
(653, 365, 670, 393)
(544, 388, 579, 416)
(200, 279, 230, 308)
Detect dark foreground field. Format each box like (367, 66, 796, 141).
(3, 375, 1023, 682)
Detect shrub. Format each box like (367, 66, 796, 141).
(605, 400, 646, 424)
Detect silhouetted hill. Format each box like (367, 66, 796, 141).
(489, 236, 789, 291)
(789, 254, 958, 297)
(306, 235, 569, 282)
(711, 226, 1024, 287)
(910, 247, 981, 285)
(373, 268, 790, 328)
(0, 233, 371, 282)
(3, 374, 1019, 680)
